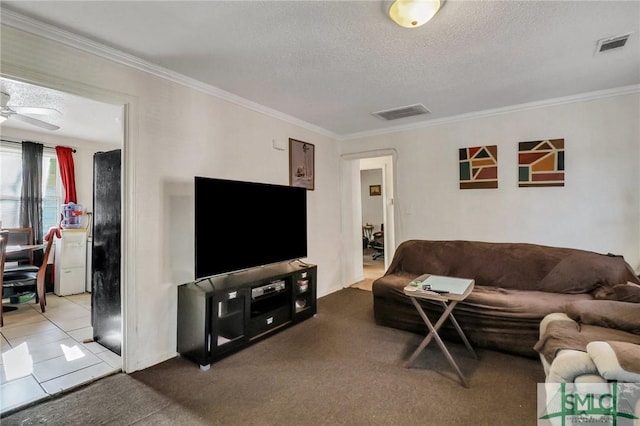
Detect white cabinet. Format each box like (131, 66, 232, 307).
(54, 229, 87, 296)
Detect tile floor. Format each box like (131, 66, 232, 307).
(0, 293, 121, 415)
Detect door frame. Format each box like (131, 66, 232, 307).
(0, 66, 136, 372)
(340, 149, 397, 288)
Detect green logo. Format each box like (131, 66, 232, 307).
(538, 383, 639, 425)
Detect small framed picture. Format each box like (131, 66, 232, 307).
(369, 185, 381, 196)
(289, 138, 315, 190)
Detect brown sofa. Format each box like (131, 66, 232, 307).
(372, 240, 640, 358)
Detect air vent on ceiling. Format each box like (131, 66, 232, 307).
(595, 34, 631, 54)
(372, 104, 431, 121)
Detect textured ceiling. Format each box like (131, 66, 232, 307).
(0, 77, 123, 145)
(1, 1, 639, 140)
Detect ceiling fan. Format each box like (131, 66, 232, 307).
(0, 91, 60, 131)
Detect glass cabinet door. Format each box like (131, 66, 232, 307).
(213, 289, 247, 353)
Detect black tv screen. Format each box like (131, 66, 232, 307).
(195, 176, 308, 278)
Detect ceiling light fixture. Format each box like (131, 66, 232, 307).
(388, 0, 442, 28)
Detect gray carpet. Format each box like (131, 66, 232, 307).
(3, 288, 545, 425)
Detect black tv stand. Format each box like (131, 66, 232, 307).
(177, 262, 317, 369)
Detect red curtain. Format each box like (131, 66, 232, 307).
(56, 146, 77, 204)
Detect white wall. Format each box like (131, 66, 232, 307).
(1, 25, 342, 372)
(341, 93, 640, 273)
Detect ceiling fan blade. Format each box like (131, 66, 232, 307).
(10, 112, 60, 131)
(10, 106, 61, 116)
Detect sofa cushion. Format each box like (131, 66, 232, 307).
(537, 252, 638, 294)
(463, 286, 591, 318)
(613, 282, 640, 302)
(593, 282, 640, 303)
(587, 341, 640, 382)
(534, 320, 640, 364)
(565, 300, 640, 334)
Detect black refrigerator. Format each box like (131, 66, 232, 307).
(92, 149, 122, 355)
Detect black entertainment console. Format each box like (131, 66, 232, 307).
(177, 262, 317, 368)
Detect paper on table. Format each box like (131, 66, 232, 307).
(422, 275, 473, 295)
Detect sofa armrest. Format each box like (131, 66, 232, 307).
(546, 349, 602, 383)
(539, 312, 575, 335)
(587, 341, 640, 382)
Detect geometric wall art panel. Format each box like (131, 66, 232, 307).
(459, 145, 498, 189)
(518, 139, 564, 187)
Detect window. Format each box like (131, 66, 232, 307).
(0, 142, 59, 238)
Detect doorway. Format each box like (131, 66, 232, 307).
(359, 167, 385, 290)
(340, 150, 396, 291)
(0, 76, 126, 414)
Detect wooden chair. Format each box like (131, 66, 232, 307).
(3, 227, 39, 311)
(1, 229, 53, 318)
(36, 236, 54, 313)
(4, 227, 39, 274)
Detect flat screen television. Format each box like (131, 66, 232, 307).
(195, 176, 308, 279)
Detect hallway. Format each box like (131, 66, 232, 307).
(350, 248, 385, 291)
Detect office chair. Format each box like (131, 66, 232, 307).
(371, 224, 384, 260)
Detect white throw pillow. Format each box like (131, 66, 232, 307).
(547, 349, 599, 383)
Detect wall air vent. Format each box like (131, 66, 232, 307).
(372, 104, 430, 121)
(595, 34, 631, 54)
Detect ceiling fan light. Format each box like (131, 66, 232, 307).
(389, 0, 441, 28)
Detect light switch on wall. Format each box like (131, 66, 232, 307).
(272, 139, 286, 151)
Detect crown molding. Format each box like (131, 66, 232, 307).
(0, 8, 338, 140)
(3, 8, 638, 143)
(340, 84, 640, 141)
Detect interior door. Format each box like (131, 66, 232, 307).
(92, 149, 122, 355)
